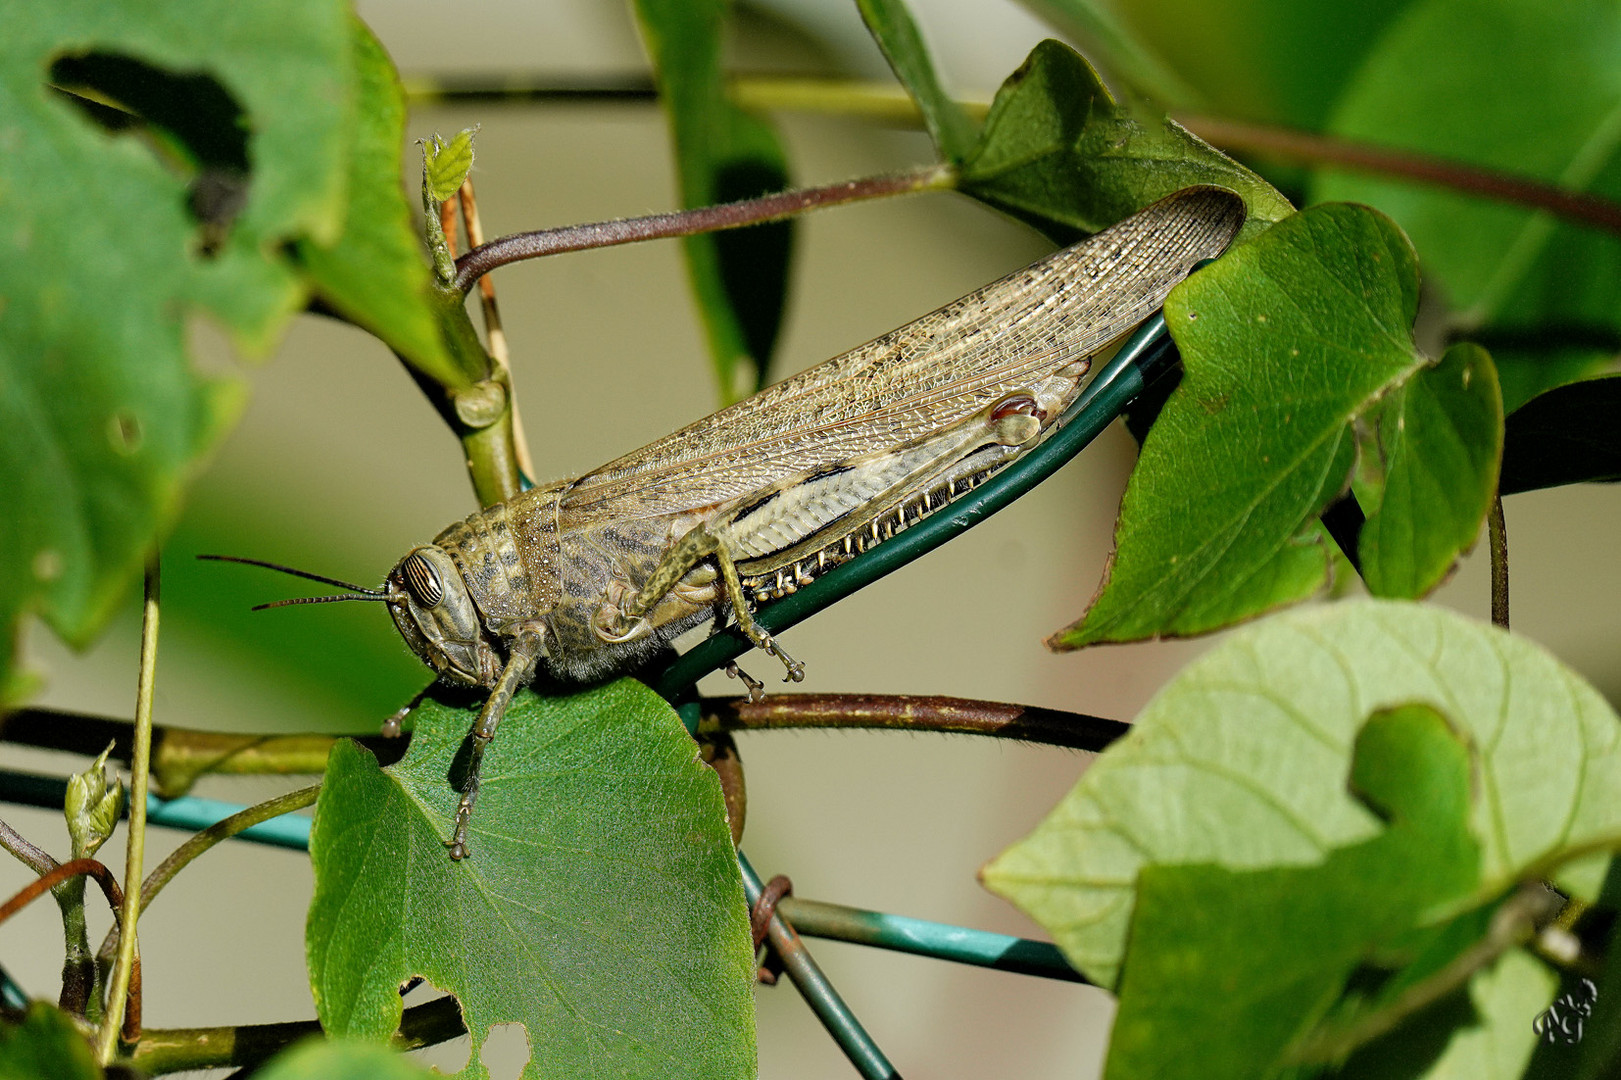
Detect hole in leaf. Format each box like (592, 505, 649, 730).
(400, 976, 471, 1074)
(482, 1022, 532, 1080)
(48, 50, 251, 256)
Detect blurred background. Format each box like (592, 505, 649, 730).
(6, 1, 1621, 1077)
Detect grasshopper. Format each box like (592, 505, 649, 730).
(220, 186, 1243, 858)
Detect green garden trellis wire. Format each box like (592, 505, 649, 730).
(0, 301, 1185, 1077)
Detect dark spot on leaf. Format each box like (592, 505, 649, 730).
(108, 410, 142, 455)
(49, 50, 251, 256)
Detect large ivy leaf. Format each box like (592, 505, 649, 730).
(958, 40, 1292, 245)
(1104, 705, 1486, 1080)
(987, 599, 1621, 988)
(0, 0, 352, 696)
(1053, 203, 1424, 648)
(307, 681, 756, 1079)
(855, 0, 977, 161)
(1500, 374, 1621, 494)
(294, 22, 457, 387)
(0, 1004, 100, 1080)
(632, 0, 792, 402)
(1353, 342, 1502, 598)
(1313, 0, 1621, 336)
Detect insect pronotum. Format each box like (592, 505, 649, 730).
(218, 186, 1245, 859)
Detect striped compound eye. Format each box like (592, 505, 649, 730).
(401, 551, 444, 608)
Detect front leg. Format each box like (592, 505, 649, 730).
(594, 524, 804, 682)
(447, 626, 546, 860)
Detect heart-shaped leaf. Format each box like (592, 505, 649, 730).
(307, 681, 755, 1079)
(989, 599, 1621, 987)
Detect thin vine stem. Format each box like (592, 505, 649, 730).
(1488, 494, 1509, 629)
(0, 858, 120, 927)
(453, 164, 955, 292)
(96, 786, 321, 966)
(1178, 113, 1621, 238)
(98, 554, 159, 1063)
(417, 74, 1621, 240)
(458, 176, 536, 483)
(0, 817, 57, 877)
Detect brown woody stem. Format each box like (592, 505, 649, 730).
(1179, 114, 1621, 238)
(698, 693, 1128, 752)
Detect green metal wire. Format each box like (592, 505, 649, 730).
(740, 852, 902, 1080)
(779, 896, 1086, 983)
(653, 311, 1178, 706)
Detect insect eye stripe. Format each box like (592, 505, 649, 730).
(403, 553, 444, 607)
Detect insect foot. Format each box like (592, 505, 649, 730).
(761, 635, 805, 683)
(725, 662, 767, 704)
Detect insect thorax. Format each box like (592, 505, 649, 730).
(433, 484, 564, 633)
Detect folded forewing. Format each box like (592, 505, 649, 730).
(559, 187, 1246, 527)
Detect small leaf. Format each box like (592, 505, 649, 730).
(856, 0, 977, 161)
(959, 40, 1291, 244)
(632, 0, 792, 401)
(0, 0, 352, 699)
(296, 22, 459, 387)
(252, 1040, 435, 1080)
(1500, 374, 1621, 494)
(1104, 704, 1481, 1080)
(0, 1003, 100, 1080)
(64, 742, 123, 860)
(1052, 203, 1424, 649)
(1354, 342, 1503, 598)
(307, 681, 756, 1079)
(987, 599, 1621, 988)
(422, 127, 476, 204)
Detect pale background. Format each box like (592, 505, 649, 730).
(5, 2, 1620, 1078)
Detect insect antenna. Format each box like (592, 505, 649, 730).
(252, 594, 390, 611)
(197, 554, 387, 596)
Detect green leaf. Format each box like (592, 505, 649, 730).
(1354, 343, 1503, 598)
(1490, 343, 1616, 416)
(1053, 203, 1424, 648)
(0, 1003, 100, 1080)
(295, 23, 458, 387)
(422, 127, 476, 205)
(307, 681, 755, 1079)
(1339, 947, 1559, 1080)
(1014, 0, 1208, 111)
(986, 598, 1621, 987)
(253, 1040, 435, 1080)
(1500, 375, 1621, 493)
(958, 40, 1292, 244)
(1104, 704, 1482, 1080)
(632, 0, 792, 402)
(0, 0, 352, 697)
(1046, 0, 1411, 131)
(856, 0, 977, 161)
(1312, 0, 1621, 334)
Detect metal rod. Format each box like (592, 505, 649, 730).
(653, 311, 1178, 699)
(779, 896, 1087, 984)
(739, 852, 901, 1080)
